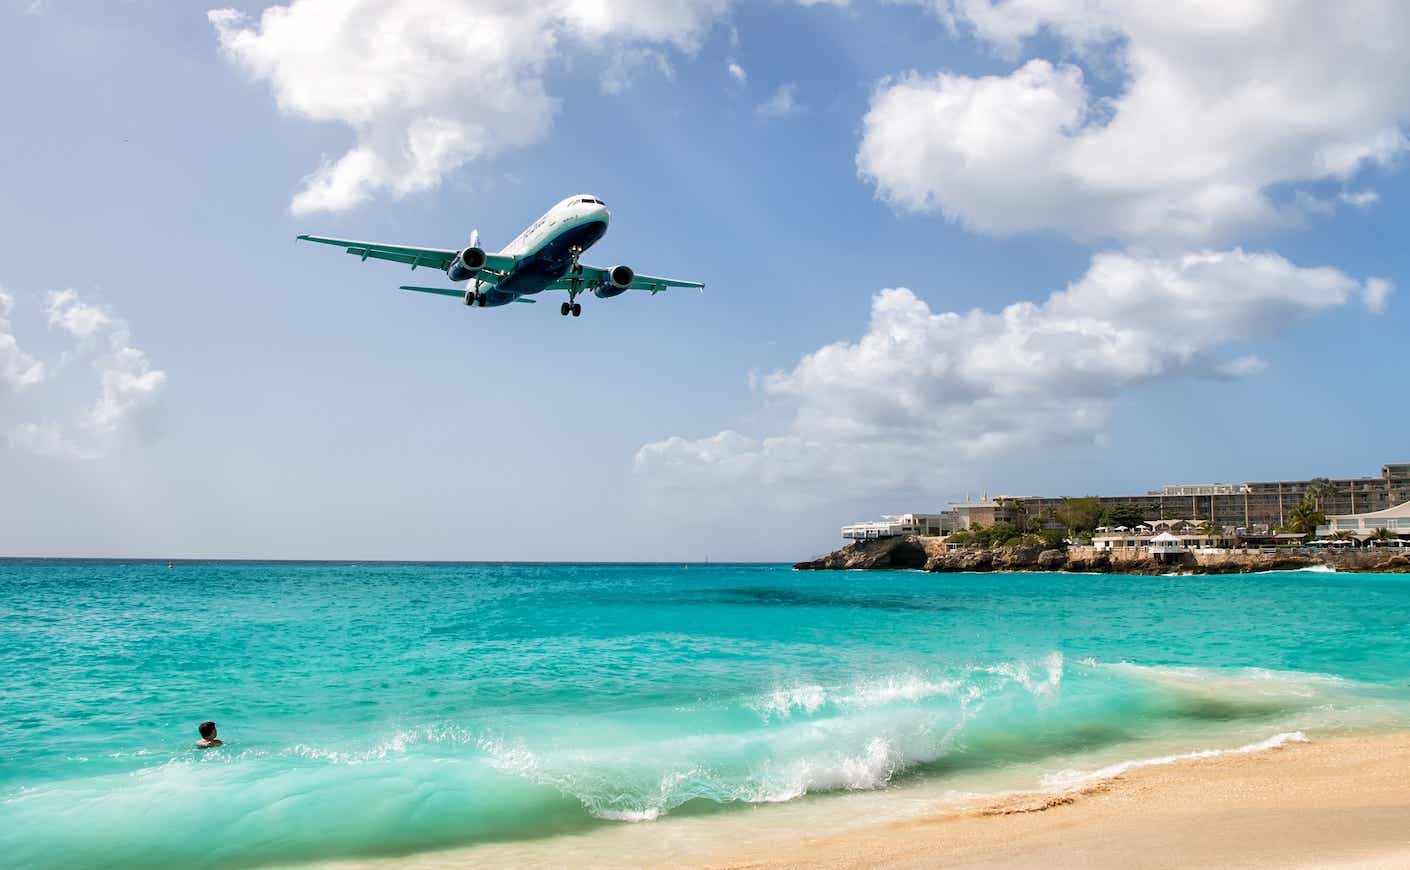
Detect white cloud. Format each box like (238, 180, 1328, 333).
(8, 422, 103, 461)
(636, 249, 1388, 508)
(1213, 355, 1267, 379)
(860, 2, 1410, 243)
(600, 48, 675, 95)
(46, 289, 113, 339)
(1363, 277, 1393, 313)
(3, 289, 166, 460)
(756, 83, 801, 118)
(0, 290, 46, 392)
(1340, 189, 1380, 209)
(727, 59, 747, 83)
(209, 1, 732, 214)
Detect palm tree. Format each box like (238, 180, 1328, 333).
(1371, 527, 1395, 542)
(1285, 499, 1327, 535)
(1305, 477, 1337, 511)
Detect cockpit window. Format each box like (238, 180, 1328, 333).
(581, 198, 595, 204)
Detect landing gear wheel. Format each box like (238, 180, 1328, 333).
(477, 294, 487, 307)
(464, 290, 478, 306)
(560, 302, 571, 316)
(571, 303, 582, 317)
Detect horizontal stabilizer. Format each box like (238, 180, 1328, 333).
(513, 297, 536, 304)
(398, 285, 464, 298)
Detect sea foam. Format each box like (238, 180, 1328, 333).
(1039, 731, 1310, 790)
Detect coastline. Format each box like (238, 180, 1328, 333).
(718, 732, 1410, 870)
(309, 732, 1410, 870)
(795, 535, 1410, 574)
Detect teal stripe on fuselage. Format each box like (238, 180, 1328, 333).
(495, 219, 608, 298)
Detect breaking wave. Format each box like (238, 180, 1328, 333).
(0, 654, 1389, 868)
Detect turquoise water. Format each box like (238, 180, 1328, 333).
(3, 561, 1410, 868)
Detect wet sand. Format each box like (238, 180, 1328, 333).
(719, 733, 1410, 870)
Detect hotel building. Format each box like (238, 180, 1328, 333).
(947, 463, 1410, 531)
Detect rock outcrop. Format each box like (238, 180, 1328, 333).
(793, 536, 1410, 575)
(792, 536, 934, 570)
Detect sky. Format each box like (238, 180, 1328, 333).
(1, 0, 1408, 561)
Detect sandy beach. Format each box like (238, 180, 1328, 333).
(720, 733, 1410, 870)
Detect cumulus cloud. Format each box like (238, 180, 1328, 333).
(3, 289, 166, 460)
(636, 249, 1389, 509)
(46, 289, 113, 339)
(756, 83, 801, 118)
(860, 2, 1410, 243)
(209, 0, 732, 214)
(727, 59, 747, 83)
(0, 290, 46, 392)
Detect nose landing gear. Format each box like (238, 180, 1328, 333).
(561, 268, 585, 318)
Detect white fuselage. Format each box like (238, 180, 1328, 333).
(470, 194, 612, 302)
(500, 195, 611, 259)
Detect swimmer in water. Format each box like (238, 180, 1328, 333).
(196, 720, 223, 748)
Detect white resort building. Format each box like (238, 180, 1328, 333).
(841, 513, 958, 541)
(1091, 520, 1235, 553)
(1316, 501, 1410, 539)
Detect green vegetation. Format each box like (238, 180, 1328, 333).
(1100, 504, 1147, 528)
(1283, 499, 1326, 535)
(946, 523, 1067, 551)
(1371, 527, 1395, 541)
(1305, 477, 1337, 510)
(1054, 497, 1103, 536)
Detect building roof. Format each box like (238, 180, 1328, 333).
(1326, 500, 1410, 522)
(1150, 532, 1182, 542)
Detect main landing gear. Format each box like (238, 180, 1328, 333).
(464, 288, 487, 307)
(560, 301, 581, 317)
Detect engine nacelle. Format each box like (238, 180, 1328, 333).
(447, 246, 487, 282)
(593, 265, 634, 299)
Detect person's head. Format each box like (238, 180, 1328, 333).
(199, 721, 217, 740)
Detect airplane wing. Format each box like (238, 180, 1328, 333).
(297, 235, 517, 273)
(557, 267, 705, 295)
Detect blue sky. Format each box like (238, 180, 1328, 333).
(2, 1, 1407, 561)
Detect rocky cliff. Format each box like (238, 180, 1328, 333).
(794, 536, 1410, 574)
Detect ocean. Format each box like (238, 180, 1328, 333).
(3, 560, 1409, 868)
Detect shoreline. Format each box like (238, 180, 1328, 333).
(717, 732, 1410, 869)
(311, 731, 1410, 870)
(795, 535, 1410, 575)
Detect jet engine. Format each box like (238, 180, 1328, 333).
(447, 246, 487, 282)
(593, 265, 635, 299)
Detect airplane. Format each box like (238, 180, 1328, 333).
(296, 194, 704, 318)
